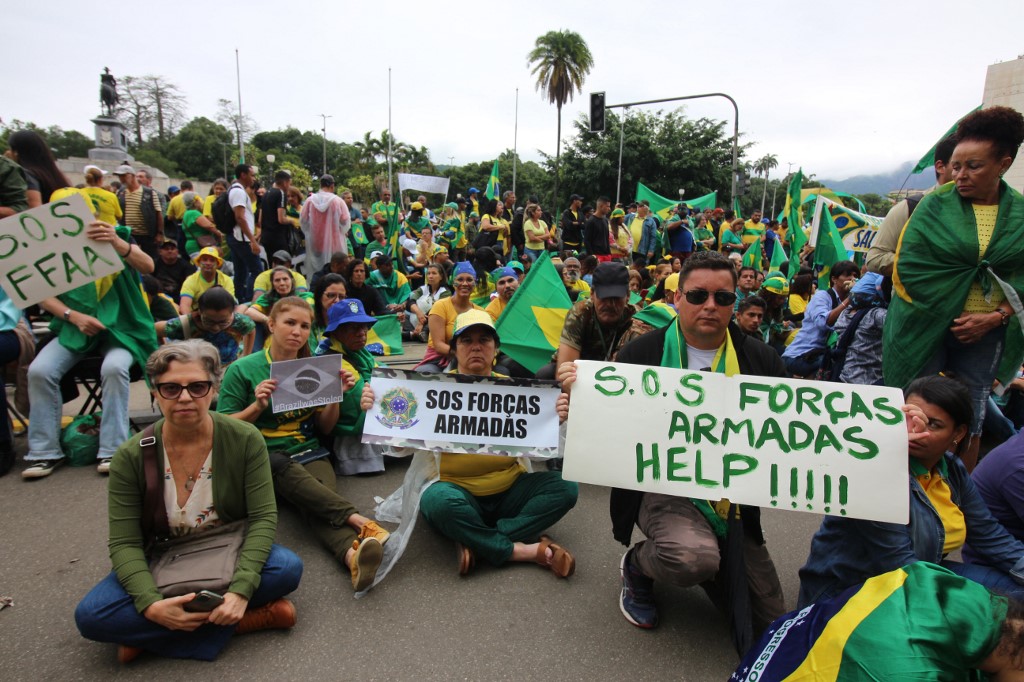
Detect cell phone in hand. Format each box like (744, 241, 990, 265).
(183, 590, 224, 612)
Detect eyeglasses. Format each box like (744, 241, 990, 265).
(154, 381, 213, 400)
(200, 314, 233, 330)
(322, 292, 346, 301)
(682, 289, 738, 307)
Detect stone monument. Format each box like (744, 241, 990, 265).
(88, 67, 132, 162)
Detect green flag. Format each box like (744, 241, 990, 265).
(385, 188, 406, 273)
(732, 196, 743, 220)
(813, 207, 849, 291)
(741, 240, 761, 269)
(494, 251, 572, 372)
(485, 160, 500, 200)
(632, 300, 677, 329)
(769, 238, 788, 272)
(911, 106, 981, 174)
(365, 313, 403, 356)
(786, 169, 805, 282)
(636, 183, 716, 220)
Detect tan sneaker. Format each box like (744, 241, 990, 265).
(350, 537, 383, 591)
(357, 520, 391, 546)
(236, 598, 297, 635)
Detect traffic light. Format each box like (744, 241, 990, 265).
(735, 171, 748, 196)
(742, 173, 752, 195)
(589, 92, 606, 133)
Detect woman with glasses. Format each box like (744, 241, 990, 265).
(157, 287, 255, 366)
(217, 297, 391, 591)
(75, 340, 303, 663)
(309, 273, 347, 354)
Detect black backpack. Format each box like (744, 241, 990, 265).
(211, 185, 239, 233)
(826, 308, 871, 382)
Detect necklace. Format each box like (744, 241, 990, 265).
(164, 432, 211, 493)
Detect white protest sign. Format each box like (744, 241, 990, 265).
(563, 360, 909, 523)
(270, 354, 344, 413)
(397, 173, 451, 197)
(362, 368, 561, 457)
(0, 192, 122, 307)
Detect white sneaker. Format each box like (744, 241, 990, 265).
(22, 459, 66, 479)
(96, 458, 112, 474)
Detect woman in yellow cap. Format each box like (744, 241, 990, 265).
(608, 208, 633, 262)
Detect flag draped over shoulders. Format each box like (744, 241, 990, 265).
(885, 181, 1024, 390)
(50, 225, 158, 370)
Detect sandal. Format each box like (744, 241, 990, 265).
(537, 535, 575, 578)
(456, 542, 475, 576)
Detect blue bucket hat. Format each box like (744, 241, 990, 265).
(325, 298, 377, 333)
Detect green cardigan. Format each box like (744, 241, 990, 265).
(107, 412, 278, 614)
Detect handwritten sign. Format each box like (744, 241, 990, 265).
(562, 360, 909, 523)
(270, 354, 344, 413)
(362, 368, 561, 457)
(0, 193, 122, 307)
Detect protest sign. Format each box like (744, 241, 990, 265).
(808, 195, 883, 254)
(0, 192, 122, 307)
(562, 360, 909, 523)
(362, 368, 561, 457)
(270, 354, 344, 413)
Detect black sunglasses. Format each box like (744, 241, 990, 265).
(154, 381, 214, 400)
(682, 289, 737, 307)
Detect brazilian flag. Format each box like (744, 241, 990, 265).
(813, 207, 849, 291)
(365, 314, 403, 356)
(786, 169, 804, 282)
(50, 225, 158, 373)
(484, 160, 500, 200)
(741, 240, 761, 269)
(494, 251, 571, 372)
(635, 183, 716, 221)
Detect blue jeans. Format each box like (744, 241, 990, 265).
(524, 248, 545, 261)
(75, 544, 303, 661)
(26, 341, 133, 461)
(919, 326, 1004, 435)
(942, 559, 1024, 601)
(227, 233, 262, 303)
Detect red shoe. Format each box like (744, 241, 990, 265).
(117, 645, 143, 664)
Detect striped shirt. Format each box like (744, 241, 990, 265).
(123, 187, 162, 236)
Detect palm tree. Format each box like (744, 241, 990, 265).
(754, 153, 778, 214)
(527, 30, 594, 212)
(354, 131, 383, 169)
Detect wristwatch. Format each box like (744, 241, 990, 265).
(997, 309, 1010, 326)
(63, 309, 72, 321)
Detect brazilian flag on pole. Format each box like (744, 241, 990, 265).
(814, 206, 850, 291)
(484, 160, 500, 200)
(635, 183, 716, 221)
(741, 240, 761, 269)
(786, 169, 805, 282)
(769, 238, 788, 272)
(732, 196, 743, 220)
(911, 106, 980, 174)
(385, 192, 408, 274)
(494, 251, 572, 373)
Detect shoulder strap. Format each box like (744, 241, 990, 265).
(179, 313, 192, 338)
(140, 424, 170, 541)
(906, 195, 922, 217)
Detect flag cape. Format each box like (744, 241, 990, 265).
(911, 105, 981, 174)
(50, 225, 157, 372)
(365, 314, 403, 356)
(632, 301, 676, 329)
(494, 251, 571, 372)
(813, 208, 849, 291)
(885, 181, 1024, 389)
(635, 183, 716, 221)
(484, 160, 500, 200)
(786, 169, 805, 282)
(731, 562, 1004, 682)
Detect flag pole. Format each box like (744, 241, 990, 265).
(235, 49, 244, 162)
(387, 67, 393, 199)
(512, 88, 519, 196)
(616, 107, 628, 206)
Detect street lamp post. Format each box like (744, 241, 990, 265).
(319, 114, 332, 176)
(267, 154, 275, 186)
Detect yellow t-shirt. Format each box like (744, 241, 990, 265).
(570, 279, 591, 295)
(78, 186, 123, 225)
(428, 297, 483, 351)
(180, 270, 235, 301)
(788, 294, 808, 317)
(203, 194, 217, 218)
(913, 462, 966, 554)
(741, 219, 765, 246)
(629, 216, 645, 251)
(439, 452, 525, 497)
(524, 219, 549, 250)
(166, 193, 187, 221)
(485, 296, 507, 322)
(252, 268, 308, 295)
(962, 204, 1004, 313)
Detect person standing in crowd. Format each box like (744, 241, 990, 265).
(608, 208, 632, 262)
(692, 213, 716, 252)
(402, 201, 431, 241)
(522, 203, 552, 261)
(627, 201, 658, 265)
(4, 129, 69, 207)
(560, 193, 585, 252)
(558, 251, 785, 638)
(719, 217, 745, 256)
(663, 203, 695, 262)
(260, 170, 292, 257)
(781, 260, 858, 378)
(742, 209, 765, 247)
(477, 199, 510, 255)
(300, 174, 350, 272)
(22, 221, 158, 479)
(583, 197, 612, 261)
(114, 164, 164, 259)
(225, 165, 261, 303)
(370, 187, 399, 228)
(203, 179, 228, 217)
(884, 106, 1024, 471)
(81, 165, 122, 225)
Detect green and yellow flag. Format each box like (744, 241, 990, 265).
(494, 251, 572, 372)
(911, 105, 981, 174)
(786, 169, 805, 282)
(732, 196, 742, 220)
(769, 238, 788, 272)
(484, 160, 500, 200)
(636, 183, 716, 221)
(813, 207, 849, 291)
(741, 240, 761, 269)
(365, 313, 403, 356)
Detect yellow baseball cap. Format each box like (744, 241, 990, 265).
(452, 309, 499, 343)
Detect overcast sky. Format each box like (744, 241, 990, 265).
(6, 0, 1022, 181)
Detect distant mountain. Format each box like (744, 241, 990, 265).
(820, 161, 935, 196)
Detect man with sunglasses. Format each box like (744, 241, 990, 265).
(562, 251, 786, 636)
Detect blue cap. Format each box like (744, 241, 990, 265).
(167, 185, 180, 195)
(495, 266, 517, 280)
(452, 261, 476, 280)
(468, 187, 480, 195)
(325, 299, 377, 333)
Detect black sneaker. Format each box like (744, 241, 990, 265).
(620, 548, 658, 628)
(22, 458, 66, 480)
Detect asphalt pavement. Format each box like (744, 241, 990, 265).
(0, 342, 825, 681)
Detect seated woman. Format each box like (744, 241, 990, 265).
(737, 562, 1024, 681)
(245, 267, 314, 327)
(316, 299, 384, 475)
(408, 264, 451, 343)
(158, 286, 255, 366)
(309, 273, 347, 354)
(23, 220, 158, 479)
(799, 375, 1024, 607)
(364, 310, 578, 580)
(415, 261, 483, 374)
(74, 340, 303, 663)
(217, 296, 390, 591)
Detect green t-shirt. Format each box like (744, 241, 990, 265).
(217, 349, 322, 454)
